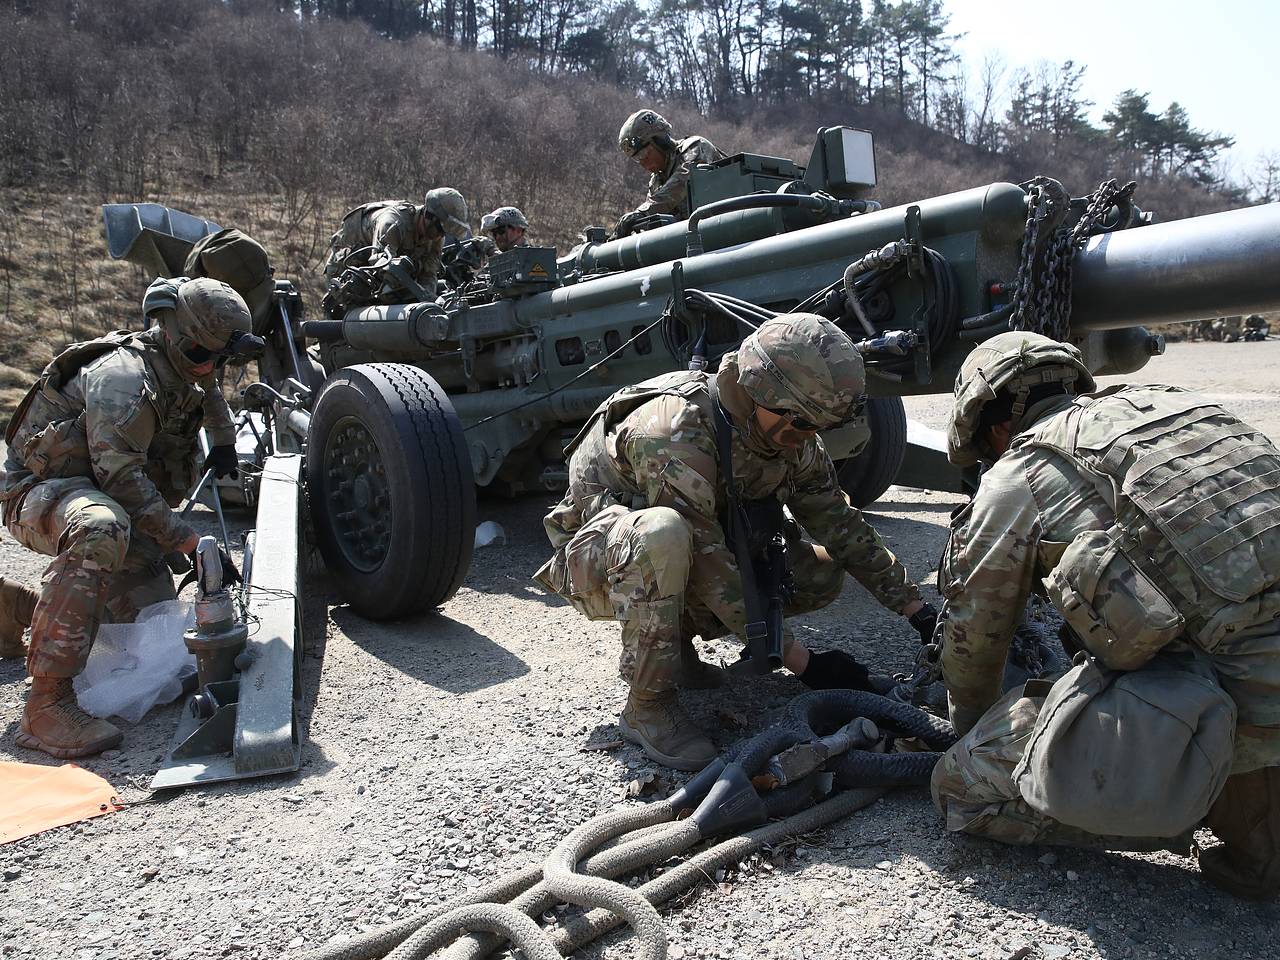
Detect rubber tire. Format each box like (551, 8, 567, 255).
(307, 363, 475, 618)
(836, 396, 907, 507)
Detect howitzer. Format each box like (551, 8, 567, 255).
(103, 126, 1280, 620)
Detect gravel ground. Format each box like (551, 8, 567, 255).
(2, 340, 1279, 960)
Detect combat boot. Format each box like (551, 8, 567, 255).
(619, 689, 717, 772)
(0, 576, 38, 659)
(678, 637, 726, 690)
(16, 676, 122, 759)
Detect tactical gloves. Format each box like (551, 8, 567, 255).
(613, 211, 643, 239)
(208, 444, 239, 480)
(799, 649, 879, 693)
(183, 545, 242, 588)
(908, 602, 939, 644)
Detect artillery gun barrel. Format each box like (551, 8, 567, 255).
(1072, 202, 1280, 329)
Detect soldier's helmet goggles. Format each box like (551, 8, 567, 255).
(183, 329, 267, 365)
(620, 135, 654, 157)
(762, 395, 866, 432)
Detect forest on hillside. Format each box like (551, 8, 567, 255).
(0, 0, 1270, 403)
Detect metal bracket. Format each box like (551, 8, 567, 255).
(151, 454, 304, 790)
(902, 205, 933, 385)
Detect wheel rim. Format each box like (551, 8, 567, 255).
(322, 415, 391, 573)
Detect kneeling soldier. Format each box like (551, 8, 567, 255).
(1, 278, 261, 758)
(536, 314, 936, 771)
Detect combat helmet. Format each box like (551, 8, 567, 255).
(734, 314, 866, 428)
(424, 188, 471, 238)
(948, 331, 1094, 467)
(183, 228, 275, 331)
(618, 110, 673, 157)
(480, 206, 529, 234)
(145, 277, 263, 370)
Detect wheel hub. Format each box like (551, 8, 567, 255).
(323, 417, 390, 572)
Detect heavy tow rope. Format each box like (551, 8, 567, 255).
(302, 691, 955, 960)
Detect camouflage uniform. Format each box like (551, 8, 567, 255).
(931, 331, 1280, 899)
(323, 201, 443, 293)
(1, 278, 251, 758)
(535, 316, 922, 767)
(634, 136, 725, 221)
(1212, 315, 1245, 342)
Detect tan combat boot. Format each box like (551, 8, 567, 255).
(619, 689, 717, 772)
(0, 576, 38, 659)
(16, 676, 123, 759)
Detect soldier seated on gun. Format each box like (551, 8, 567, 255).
(479, 206, 530, 255)
(534, 314, 937, 771)
(1, 278, 263, 759)
(931, 331, 1280, 901)
(613, 109, 726, 239)
(323, 188, 470, 300)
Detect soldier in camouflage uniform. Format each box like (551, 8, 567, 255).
(0, 278, 260, 759)
(534, 315, 937, 771)
(323, 188, 471, 295)
(931, 330, 1280, 900)
(1212, 315, 1245, 342)
(614, 110, 726, 238)
(1244, 314, 1271, 341)
(479, 206, 530, 255)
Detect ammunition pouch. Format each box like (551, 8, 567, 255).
(1045, 528, 1185, 671)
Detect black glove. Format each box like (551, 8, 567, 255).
(187, 545, 242, 588)
(208, 444, 239, 480)
(908, 602, 939, 644)
(799, 649, 878, 692)
(613, 212, 642, 239)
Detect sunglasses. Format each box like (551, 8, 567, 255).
(764, 397, 866, 432)
(183, 329, 267, 365)
(620, 136, 652, 157)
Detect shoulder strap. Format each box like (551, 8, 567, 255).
(708, 382, 781, 672)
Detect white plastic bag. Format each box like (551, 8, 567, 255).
(73, 600, 197, 724)
(474, 520, 507, 548)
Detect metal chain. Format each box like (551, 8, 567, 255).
(1010, 178, 1136, 342)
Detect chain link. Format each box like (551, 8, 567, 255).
(1009, 178, 1137, 342)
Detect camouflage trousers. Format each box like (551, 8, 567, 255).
(554, 504, 843, 695)
(3, 476, 176, 678)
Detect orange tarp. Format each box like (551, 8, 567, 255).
(0, 760, 122, 844)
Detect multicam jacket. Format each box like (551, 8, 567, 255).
(324, 200, 443, 292)
(637, 136, 726, 220)
(536, 370, 920, 636)
(940, 386, 1280, 738)
(2, 330, 235, 552)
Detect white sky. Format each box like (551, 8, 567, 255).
(943, 0, 1278, 181)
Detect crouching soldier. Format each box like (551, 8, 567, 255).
(932, 331, 1280, 900)
(1, 278, 262, 758)
(535, 314, 936, 771)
